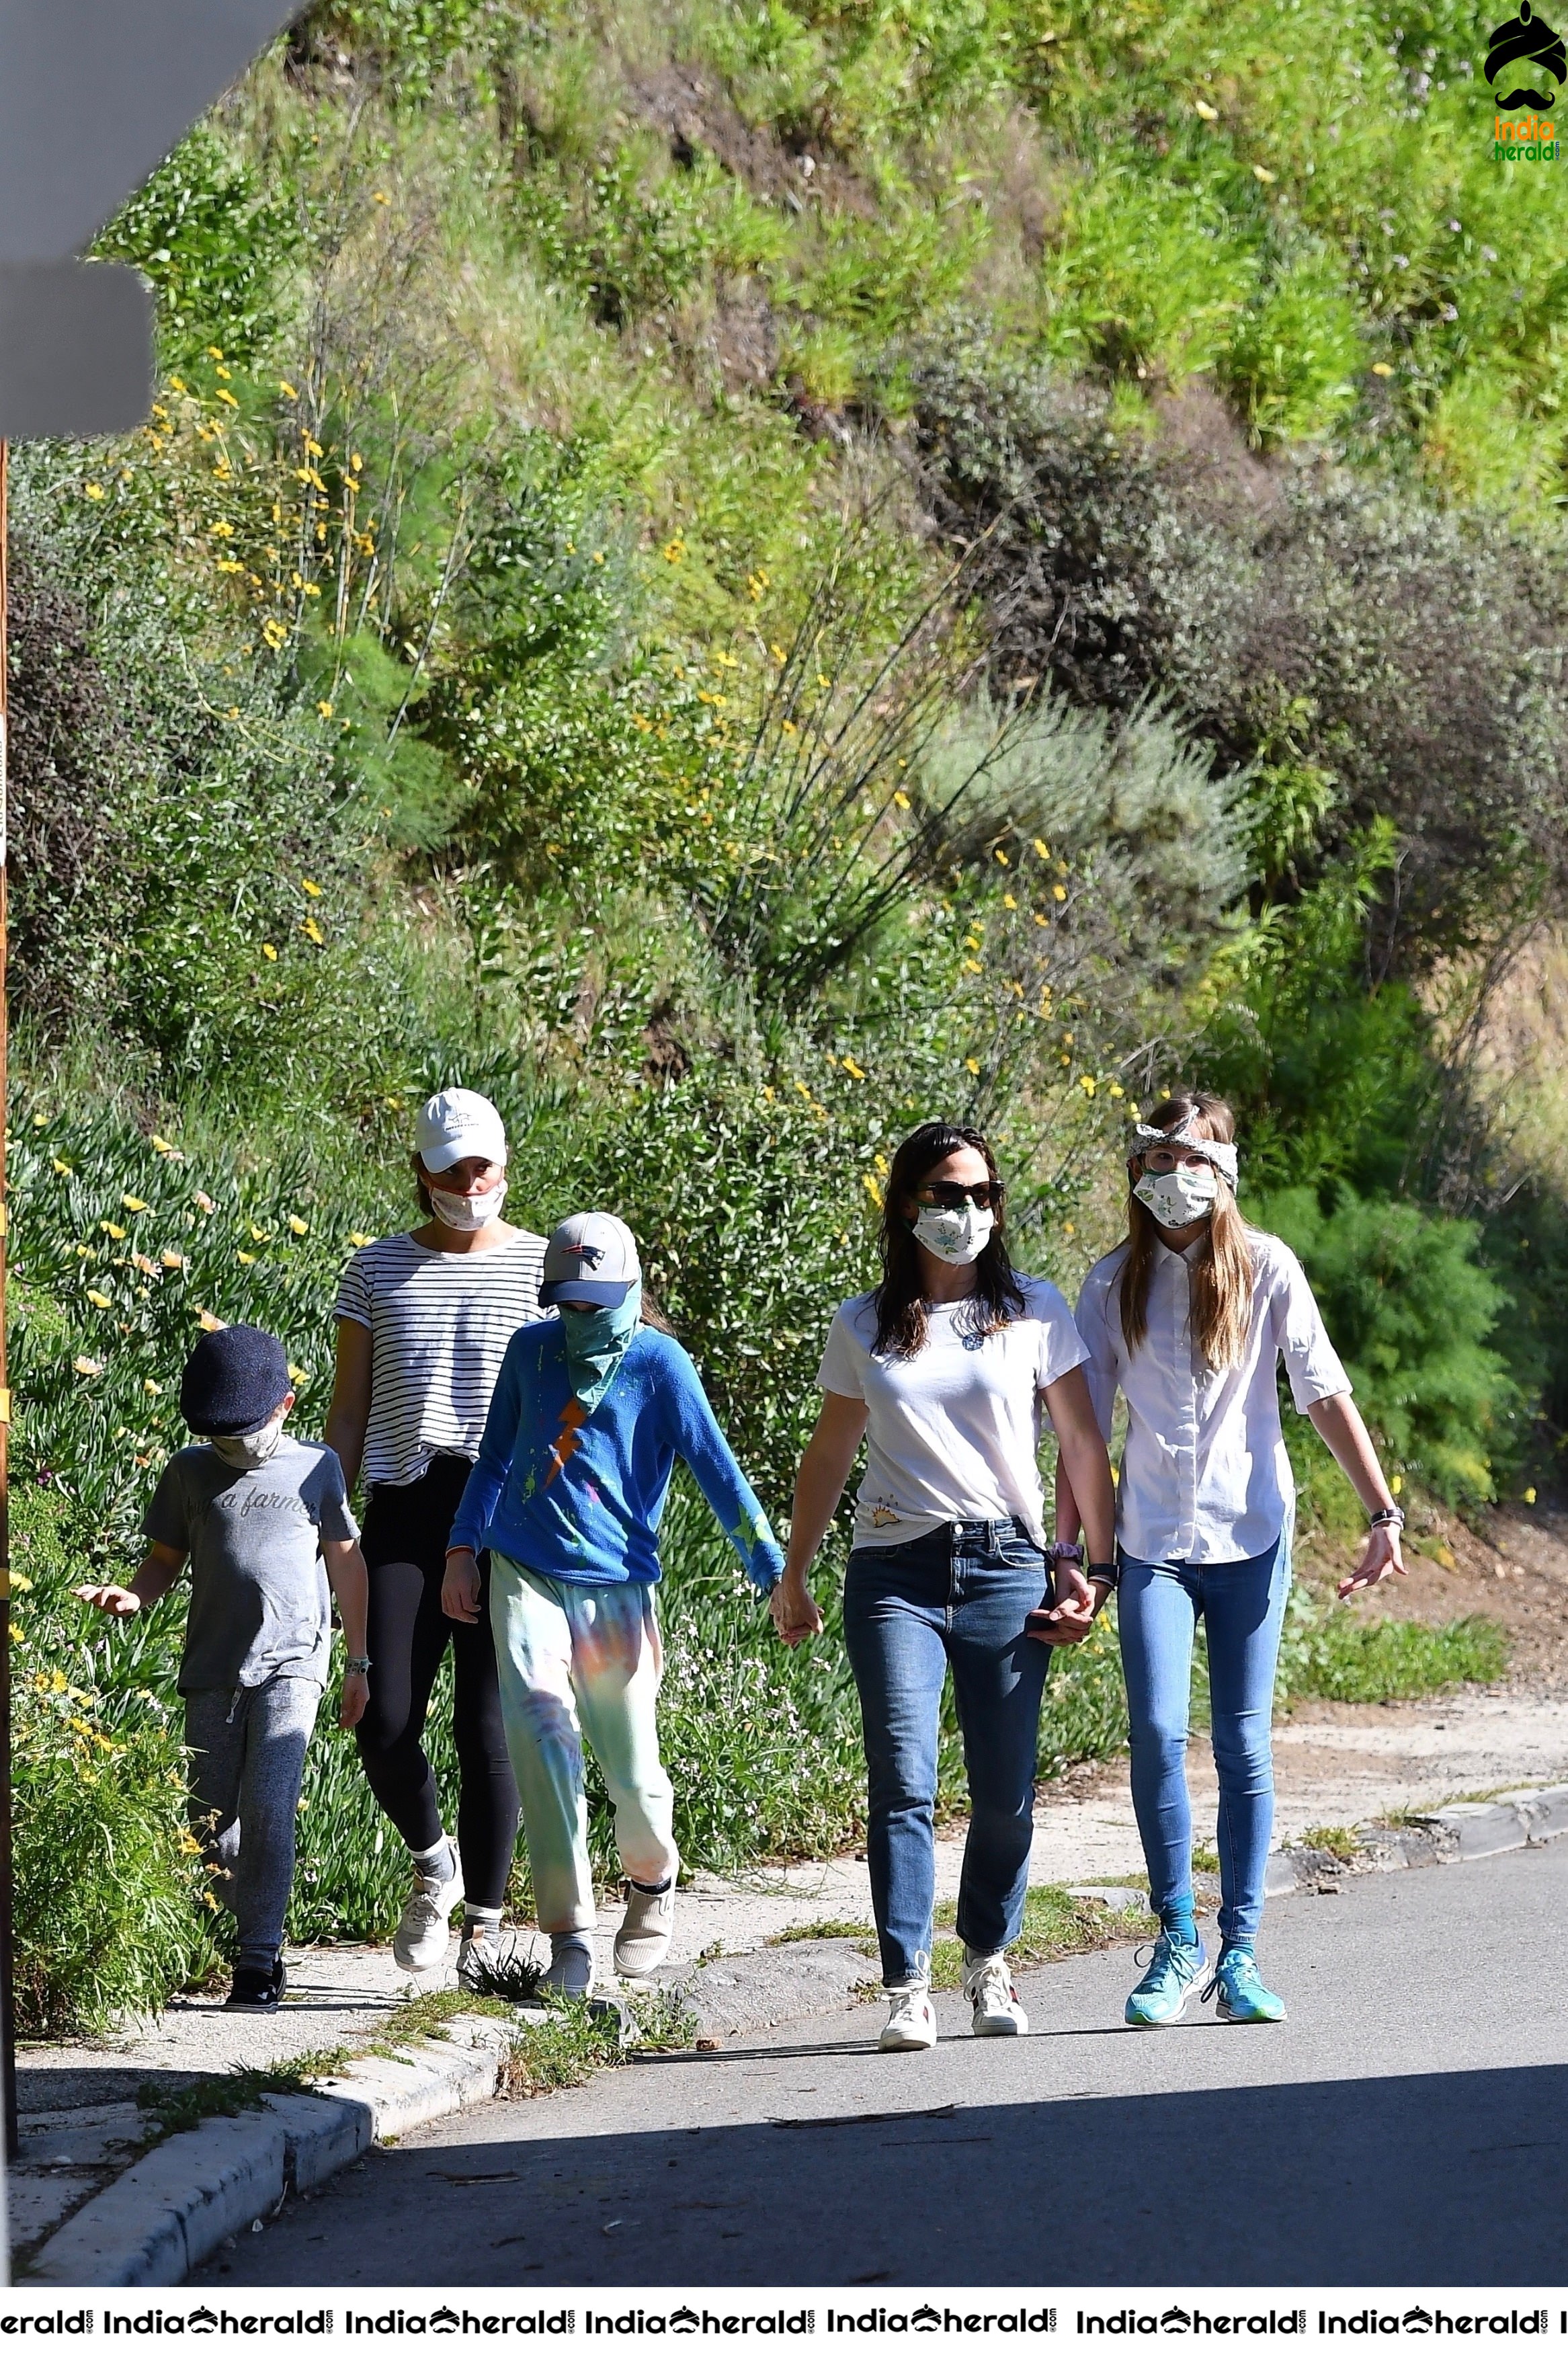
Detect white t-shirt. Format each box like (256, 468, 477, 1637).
(817, 1275, 1089, 1548)
(335, 1228, 548, 1488)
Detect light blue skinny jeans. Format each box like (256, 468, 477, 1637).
(1116, 1529, 1291, 1949)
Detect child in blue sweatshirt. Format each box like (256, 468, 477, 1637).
(443, 1211, 784, 1994)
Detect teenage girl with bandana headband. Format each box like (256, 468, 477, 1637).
(443, 1212, 784, 1995)
(1048, 1090, 1406, 2027)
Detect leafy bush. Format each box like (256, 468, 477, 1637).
(1278, 1588, 1509, 1706)
(1259, 1187, 1521, 1502)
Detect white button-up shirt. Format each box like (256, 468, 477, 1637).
(1075, 1230, 1351, 1565)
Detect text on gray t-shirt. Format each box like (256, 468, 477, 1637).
(143, 1435, 359, 1693)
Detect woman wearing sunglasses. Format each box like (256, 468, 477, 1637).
(771, 1121, 1116, 2052)
(1050, 1090, 1405, 2028)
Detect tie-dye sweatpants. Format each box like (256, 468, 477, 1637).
(489, 1552, 679, 1933)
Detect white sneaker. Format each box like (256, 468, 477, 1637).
(393, 1843, 464, 1973)
(878, 1985, 937, 2052)
(614, 1880, 674, 1979)
(963, 1950, 1028, 2038)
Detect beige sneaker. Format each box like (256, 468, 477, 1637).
(393, 1842, 464, 1973)
(613, 1879, 675, 1979)
(878, 1985, 937, 2052)
(962, 1950, 1028, 2037)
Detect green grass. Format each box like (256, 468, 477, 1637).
(770, 1919, 876, 1946)
(1282, 1609, 1510, 1707)
(1298, 1824, 1360, 1860)
(134, 2051, 352, 2145)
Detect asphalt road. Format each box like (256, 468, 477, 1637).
(205, 1840, 1568, 2289)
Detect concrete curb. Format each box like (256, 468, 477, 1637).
(30, 1786, 1568, 2287)
(27, 2013, 520, 2287)
(1264, 1781, 1568, 1897)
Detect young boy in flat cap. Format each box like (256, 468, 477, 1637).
(77, 1324, 370, 2011)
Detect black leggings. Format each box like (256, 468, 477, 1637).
(355, 1456, 520, 1910)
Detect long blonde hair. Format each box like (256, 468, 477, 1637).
(1118, 1091, 1254, 1371)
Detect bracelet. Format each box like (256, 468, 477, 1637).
(1087, 1563, 1118, 1586)
(1368, 1506, 1405, 1531)
(343, 1657, 372, 1675)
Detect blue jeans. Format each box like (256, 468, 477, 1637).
(842, 1520, 1050, 1988)
(1116, 1531, 1292, 1950)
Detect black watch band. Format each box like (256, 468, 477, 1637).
(1087, 1562, 1118, 1588)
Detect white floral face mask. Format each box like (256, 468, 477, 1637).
(912, 1203, 995, 1265)
(1134, 1163, 1219, 1230)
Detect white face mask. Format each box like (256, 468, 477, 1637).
(212, 1419, 284, 1470)
(429, 1177, 508, 1231)
(1134, 1164, 1219, 1230)
(913, 1204, 995, 1266)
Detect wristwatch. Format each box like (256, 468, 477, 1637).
(1368, 1505, 1405, 1531)
(1086, 1563, 1118, 1589)
(344, 1657, 372, 1675)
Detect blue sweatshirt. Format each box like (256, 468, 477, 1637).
(448, 1318, 785, 1591)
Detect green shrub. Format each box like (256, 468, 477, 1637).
(1259, 1186, 1521, 1503)
(1278, 1596, 1508, 1706)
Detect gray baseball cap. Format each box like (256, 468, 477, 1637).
(539, 1211, 642, 1307)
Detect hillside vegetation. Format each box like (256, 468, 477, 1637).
(10, 0, 1561, 2028)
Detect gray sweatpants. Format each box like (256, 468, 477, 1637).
(184, 1678, 323, 1970)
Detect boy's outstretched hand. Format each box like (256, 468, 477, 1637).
(73, 1583, 142, 1616)
(339, 1669, 370, 1730)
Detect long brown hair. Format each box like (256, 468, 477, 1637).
(873, 1122, 1026, 1358)
(1118, 1091, 1254, 1370)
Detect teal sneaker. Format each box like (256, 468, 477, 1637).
(1202, 1946, 1287, 2024)
(1124, 1932, 1208, 2028)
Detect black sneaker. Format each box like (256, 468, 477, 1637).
(226, 1958, 287, 2010)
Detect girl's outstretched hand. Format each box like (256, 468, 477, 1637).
(770, 1574, 823, 1648)
(73, 1583, 142, 1616)
(1337, 1522, 1405, 1599)
(339, 1669, 370, 1730)
(442, 1548, 483, 1624)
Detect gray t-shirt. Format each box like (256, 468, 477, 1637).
(143, 1436, 359, 1693)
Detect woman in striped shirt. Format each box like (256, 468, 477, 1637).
(326, 1089, 547, 1985)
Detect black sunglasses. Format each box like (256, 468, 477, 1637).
(911, 1181, 1003, 1211)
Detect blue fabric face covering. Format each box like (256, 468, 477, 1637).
(561, 1287, 643, 1413)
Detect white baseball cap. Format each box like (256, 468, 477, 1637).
(539, 1211, 642, 1307)
(414, 1088, 508, 1174)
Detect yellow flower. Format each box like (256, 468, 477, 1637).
(962, 958, 983, 975)
(317, 701, 333, 719)
(1391, 1474, 1403, 1494)
(1003, 893, 1018, 909)
(84, 482, 105, 501)
(73, 1356, 104, 1377)
(300, 877, 323, 898)
(349, 1230, 375, 1248)
(1370, 362, 1395, 378)
(1053, 884, 1067, 902)
(373, 190, 391, 204)
(144, 1378, 163, 1396)
(101, 1220, 127, 1240)
(52, 1156, 73, 1174)
(279, 380, 299, 400)
(863, 1174, 884, 1208)
(1109, 1082, 1124, 1099)
(169, 374, 188, 395)
(1252, 163, 1276, 183)
(1524, 1486, 1537, 1504)
(1033, 838, 1050, 860)
(893, 790, 911, 810)
(288, 1214, 309, 1236)
(9, 1573, 33, 1593)
(237, 1250, 257, 1265)
(302, 916, 325, 945)
(151, 1133, 177, 1154)
(994, 848, 1009, 866)
(161, 1250, 185, 1271)
(262, 943, 278, 962)
(132, 1252, 159, 1277)
(1080, 1074, 1097, 1096)
(841, 1057, 866, 1081)
(197, 1309, 226, 1332)
(249, 1224, 270, 1242)
(964, 1058, 981, 1075)
(194, 1191, 216, 1214)
(1194, 98, 1219, 119)
(288, 1363, 310, 1386)
(122, 1194, 148, 1212)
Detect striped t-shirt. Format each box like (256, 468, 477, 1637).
(335, 1228, 548, 1489)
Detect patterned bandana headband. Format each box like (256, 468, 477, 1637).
(1126, 1116, 1239, 1187)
